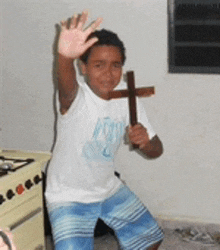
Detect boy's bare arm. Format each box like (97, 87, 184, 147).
(128, 124, 163, 159)
(57, 11, 102, 114)
(57, 54, 78, 114)
(140, 135, 163, 158)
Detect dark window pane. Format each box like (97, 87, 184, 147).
(175, 4, 220, 20)
(175, 47, 220, 67)
(175, 25, 220, 42)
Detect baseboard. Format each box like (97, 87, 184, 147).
(156, 214, 220, 234)
(156, 214, 220, 246)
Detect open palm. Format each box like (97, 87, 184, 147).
(58, 11, 103, 59)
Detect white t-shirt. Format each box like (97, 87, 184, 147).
(45, 81, 156, 204)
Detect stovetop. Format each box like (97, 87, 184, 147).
(0, 156, 35, 177)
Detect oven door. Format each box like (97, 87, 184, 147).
(10, 207, 44, 250)
(1, 194, 45, 250)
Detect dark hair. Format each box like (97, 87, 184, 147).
(80, 29, 126, 65)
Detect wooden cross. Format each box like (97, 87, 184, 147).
(109, 71, 155, 148)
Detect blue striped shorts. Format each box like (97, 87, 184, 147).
(47, 185, 164, 250)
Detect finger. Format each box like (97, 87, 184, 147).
(91, 17, 103, 30)
(69, 13, 78, 29)
(129, 128, 148, 142)
(133, 123, 145, 129)
(129, 123, 141, 130)
(130, 133, 145, 142)
(132, 136, 148, 147)
(85, 17, 103, 36)
(77, 10, 89, 30)
(84, 37, 99, 51)
(60, 20, 68, 31)
(129, 126, 145, 135)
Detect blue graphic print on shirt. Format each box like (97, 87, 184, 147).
(82, 117, 125, 162)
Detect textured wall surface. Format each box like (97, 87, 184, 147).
(1, 0, 220, 224)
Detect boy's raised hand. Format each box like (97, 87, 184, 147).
(58, 11, 103, 59)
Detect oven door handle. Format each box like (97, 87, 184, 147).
(9, 207, 42, 231)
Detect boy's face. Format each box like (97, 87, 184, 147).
(81, 45, 123, 100)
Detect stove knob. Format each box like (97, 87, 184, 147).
(16, 184, 25, 195)
(25, 179, 34, 190)
(34, 175, 42, 184)
(6, 189, 15, 200)
(0, 195, 6, 205)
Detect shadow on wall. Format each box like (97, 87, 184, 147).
(50, 23, 60, 153)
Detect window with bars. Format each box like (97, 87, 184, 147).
(168, 0, 220, 74)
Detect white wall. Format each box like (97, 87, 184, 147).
(1, 0, 220, 224)
(0, 2, 3, 145)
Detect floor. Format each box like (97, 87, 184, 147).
(46, 223, 220, 250)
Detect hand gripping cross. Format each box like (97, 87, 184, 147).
(109, 71, 155, 148)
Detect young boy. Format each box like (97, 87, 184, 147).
(45, 11, 164, 250)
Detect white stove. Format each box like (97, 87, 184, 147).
(0, 149, 50, 250)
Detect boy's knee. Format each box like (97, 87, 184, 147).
(147, 240, 163, 250)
